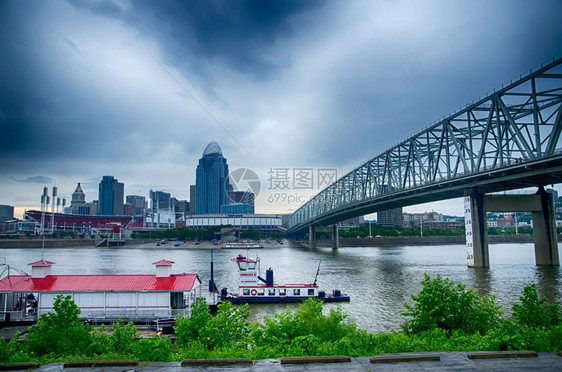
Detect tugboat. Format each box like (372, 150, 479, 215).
(220, 254, 350, 303)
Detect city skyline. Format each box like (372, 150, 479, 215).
(1, 0, 562, 219)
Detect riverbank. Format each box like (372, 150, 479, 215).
(0, 239, 287, 249)
(0, 234, 553, 249)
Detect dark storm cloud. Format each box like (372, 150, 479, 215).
(70, 0, 326, 79)
(10, 176, 55, 184)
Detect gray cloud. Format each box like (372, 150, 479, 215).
(1, 0, 561, 215)
(10, 176, 55, 184)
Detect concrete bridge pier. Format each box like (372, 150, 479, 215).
(533, 187, 559, 266)
(465, 189, 489, 268)
(465, 187, 559, 268)
(308, 225, 339, 249)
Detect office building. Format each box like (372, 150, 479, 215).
(149, 190, 172, 212)
(126, 195, 146, 216)
(98, 176, 124, 216)
(195, 141, 230, 214)
(0, 205, 14, 223)
(377, 207, 403, 227)
(189, 185, 196, 215)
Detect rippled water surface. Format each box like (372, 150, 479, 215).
(2, 243, 561, 333)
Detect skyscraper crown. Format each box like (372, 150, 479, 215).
(203, 141, 223, 157)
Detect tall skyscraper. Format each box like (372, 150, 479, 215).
(195, 141, 230, 214)
(98, 176, 124, 216)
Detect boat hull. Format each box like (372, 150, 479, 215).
(222, 295, 350, 304)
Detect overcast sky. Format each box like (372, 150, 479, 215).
(1, 0, 562, 219)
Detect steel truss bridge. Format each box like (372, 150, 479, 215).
(289, 58, 562, 233)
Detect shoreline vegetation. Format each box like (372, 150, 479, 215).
(1, 276, 561, 364)
(0, 234, 548, 249)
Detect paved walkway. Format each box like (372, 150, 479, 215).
(9, 352, 560, 372)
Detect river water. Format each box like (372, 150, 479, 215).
(2, 243, 561, 333)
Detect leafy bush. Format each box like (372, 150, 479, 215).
(24, 295, 93, 358)
(512, 283, 561, 329)
(402, 274, 502, 335)
(0, 333, 29, 363)
(110, 318, 139, 354)
(132, 336, 172, 361)
(175, 298, 250, 350)
(251, 299, 369, 356)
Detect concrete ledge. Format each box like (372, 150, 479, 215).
(370, 353, 441, 363)
(63, 359, 138, 368)
(181, 358, 253, 366)
(0, 362, 40, 370)
(467, 350, 538, 359)
(280, 356, 351, 364)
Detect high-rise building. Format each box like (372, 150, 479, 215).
(149, 190, 172, 212)
(126, 195, 146, 216)
(98, 176, 124, 216)
(195, 141, 230, 214)
(175, 200, 190, 214)
(70, 183, 87, 215)
(0, 205, 14, 223)
(377, 207, 403, 227)
(189, 185, 196, 215)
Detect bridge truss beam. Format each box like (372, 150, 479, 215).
(289, 58, 562, 233)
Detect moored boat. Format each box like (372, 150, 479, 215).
(220, 254, 350, 304)
(0, 258, 219, 325)
(221, 241, 263, 249)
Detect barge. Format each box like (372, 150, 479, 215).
(220, 254, 350, 304)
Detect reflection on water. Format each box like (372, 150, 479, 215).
(1, 243, 560, 333)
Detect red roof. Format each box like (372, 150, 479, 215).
(28, 260, 56, 266)
(0, 274, 200, 292)
(153, 259, 175, 265)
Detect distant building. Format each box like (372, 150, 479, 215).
(0, 205, 14, 223)
(222, 203, 254, 214)
(69, 183, 87, 215)
(185, 214, 282, 231)
(175, 200, 190, 214)
(98, 176, 124, 216)
(126, 195, 146, 216)
(189, 185, 196, 215)
(419, 220, 463, 230)
(150, 190, 172, 212)
(403, 211, 443, 229)
(228, 190, 255, 214)
(195, 141, 230, 214)
(377, 207, 403, 227)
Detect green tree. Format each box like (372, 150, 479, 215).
(402, 274, 502, 335)
(512, 283, 561, 329)
(24, 295, 93, 358)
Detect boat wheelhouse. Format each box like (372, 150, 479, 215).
(220, 254, 350, 303)
(0, 259, 203, 324)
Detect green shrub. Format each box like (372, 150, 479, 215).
(132, 336, 172, 361)
(110, 318, 138, 354)
(512, 283, 561, 329)
(402, 274, 502, 335)
(24, 295, 93, 357)
(174, 298, 250, 350)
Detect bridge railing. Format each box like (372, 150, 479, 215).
(289, 58, 562, 231)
